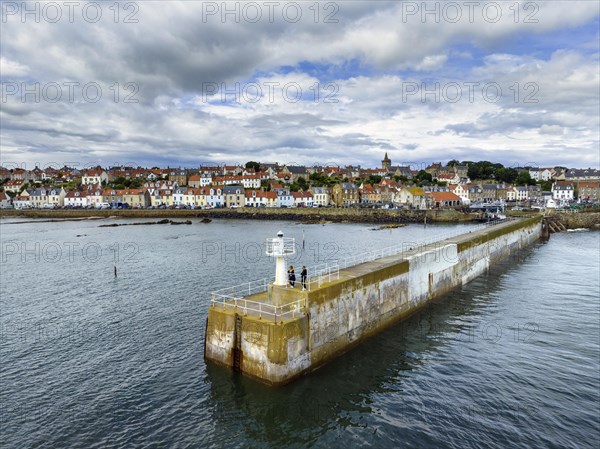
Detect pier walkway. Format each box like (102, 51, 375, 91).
(209, 218, 515, 322)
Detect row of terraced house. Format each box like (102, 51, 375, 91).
(6, 178, 599, 210)
(2, 161, 599, 209)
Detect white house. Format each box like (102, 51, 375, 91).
(87, 189, 104, 207)
(275, 188, 294, 208)
(64, 190, 88, 207)
(172, 187, 186, 206)
(82, 168, 108, 185)
(13, 191, 31, 209)
(529, 167, 552, 182)
(291, 191, 314, 207)
(310, 187, 330, 206)
(436, 173, 461, 185)
(552, 182, 574, 203)
(244, 190, 277, 207)
(245, 190, 266, 207)
(3, 179, 24, 193)
(242, 174, 261, 189)
(205, 187, 224, 208)
(450, 184, 470, 204)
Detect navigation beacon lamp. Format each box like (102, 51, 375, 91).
(266, 231, 295, 286)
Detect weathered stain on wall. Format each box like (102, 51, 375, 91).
(205, 217, 542, 385)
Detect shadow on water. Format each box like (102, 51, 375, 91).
(203, 243, 544, 448)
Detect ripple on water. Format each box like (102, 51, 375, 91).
(1, 223, 598, 448)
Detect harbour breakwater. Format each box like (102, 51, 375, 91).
(204, 217, 543, 385)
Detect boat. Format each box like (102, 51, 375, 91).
(473, 206, 506, 223)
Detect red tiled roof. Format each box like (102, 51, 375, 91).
(428, 192, 461, 201)
(245, 190, 277, 199)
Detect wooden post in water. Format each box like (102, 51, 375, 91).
(113, 246, 117, 278)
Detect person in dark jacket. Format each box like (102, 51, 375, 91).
(288, 266, 296, 288)
(301, 266, 307, 290)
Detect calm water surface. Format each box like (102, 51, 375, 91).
(1, 218, 598, 448)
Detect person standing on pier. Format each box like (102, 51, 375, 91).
(301, 266, 307, 290)
(288, 266, 296, 288)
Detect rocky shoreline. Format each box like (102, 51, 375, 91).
(1, 208, 598, 230)
(0, 207, 473, 224)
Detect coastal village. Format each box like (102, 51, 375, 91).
(1, 154, 599, 211)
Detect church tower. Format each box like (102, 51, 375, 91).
(382, 152, 391, 171)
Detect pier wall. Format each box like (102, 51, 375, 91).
(204, 217, 542, 385)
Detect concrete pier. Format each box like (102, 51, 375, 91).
(204, 217, 542, 385)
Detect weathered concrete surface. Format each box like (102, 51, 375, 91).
(204, 217, 542, 385)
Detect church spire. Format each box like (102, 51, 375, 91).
(382, 152, 391, 170)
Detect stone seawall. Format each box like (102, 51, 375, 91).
(553, 211, 600, 230)
(0, 207, 474, 224)
(204, 217, 542, 385)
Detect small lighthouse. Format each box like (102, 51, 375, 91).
(266, 231, 295, 286)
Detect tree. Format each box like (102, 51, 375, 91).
(415, 170, 432, 183)
(466, 161, 505, 180)
(538, 180, 553, 191)
(447, 159, 460, 167)
(366, 175, 382, 185)
(245, 161, 260, 171)
(495, 167, 518, 184)
(296, 176, 308, 190)
(515, 171, 535, 186)
(309, 172, 335, 187)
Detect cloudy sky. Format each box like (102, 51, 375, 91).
(1, 1, 599, 170)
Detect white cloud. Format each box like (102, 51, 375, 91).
(0, 1, 598, 168)
(0, 57, 29, 77)
(539, 124, 564, 135)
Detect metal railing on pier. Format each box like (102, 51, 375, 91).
(209, 217, 513, 319)
(210, 287, 305, 322)
(336, 218, 509, 270)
